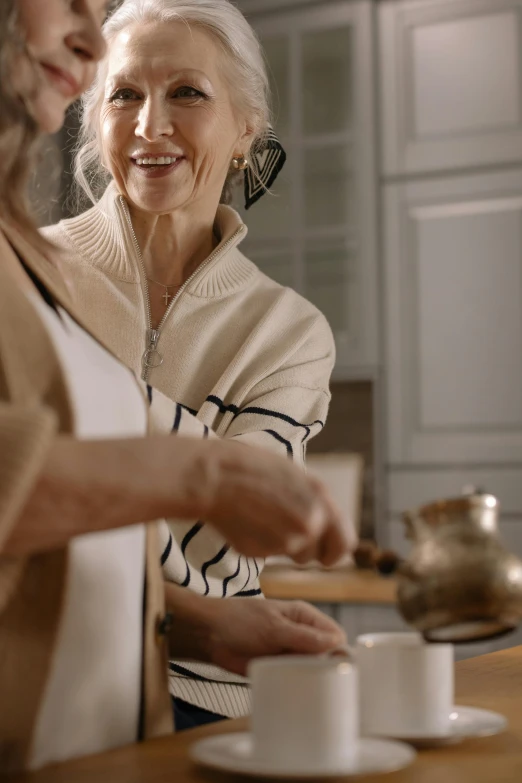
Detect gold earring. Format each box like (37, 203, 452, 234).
(232, 155, 248, 171)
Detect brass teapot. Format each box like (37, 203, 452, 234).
(357, 489, 522, 643)
(397, 490, 522, 643)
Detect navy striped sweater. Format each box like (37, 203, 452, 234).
(43, 185, 335, 717)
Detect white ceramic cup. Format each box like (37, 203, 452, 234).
(248, 655, 358, 769)
(356, 632, 454, 737)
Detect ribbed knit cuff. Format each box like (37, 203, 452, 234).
(169, 674, 252, 719)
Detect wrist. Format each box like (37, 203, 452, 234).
(161, 437, 224, 521)
(163, 582, 220, 663)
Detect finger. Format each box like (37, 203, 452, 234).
(285, 503, 327, 552)
(316, 523, 352, 568)
(308, 479, 357, 565)
(274, 617, 346, 655)
(281, 600, 347, 640)
(290, 546, 317, 565)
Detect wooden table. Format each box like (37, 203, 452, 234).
(12, 645, 522, 782)
(260, 565, 397, 605)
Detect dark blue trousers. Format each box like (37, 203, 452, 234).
(172, 696, 227, 731)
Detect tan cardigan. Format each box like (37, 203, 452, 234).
(0, 220, 173, 774)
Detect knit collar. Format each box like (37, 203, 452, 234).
(62, 181, 253, 297)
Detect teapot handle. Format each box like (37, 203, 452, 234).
(354, 542, 403, 576)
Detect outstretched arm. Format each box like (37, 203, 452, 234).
(2, 433, 351, 565)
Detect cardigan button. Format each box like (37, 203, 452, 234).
(156, 612, 173, 643)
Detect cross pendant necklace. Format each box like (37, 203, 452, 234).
(147, 277, 181, 308)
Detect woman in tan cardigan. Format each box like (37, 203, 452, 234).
(0, 0, 350, 772)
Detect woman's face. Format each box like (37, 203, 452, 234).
(15, 0, 108, 134)
(101, 20, 251, 217)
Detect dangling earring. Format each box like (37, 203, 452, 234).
(232, 154, 249, 171)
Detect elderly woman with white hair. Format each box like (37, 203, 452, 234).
(45, 0, 338, 729)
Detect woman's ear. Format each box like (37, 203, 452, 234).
(236, 117, 257, 157)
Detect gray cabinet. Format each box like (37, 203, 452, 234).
(384, 168, 522, 466)
(238, 1, 379, 378)
(379, 0, 522, 176)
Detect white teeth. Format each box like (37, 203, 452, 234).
(135, 156, 178, 166)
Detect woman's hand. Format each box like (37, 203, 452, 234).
(188, 439, 355, 566)
(207, 598, 347, 676)
(165, 583, 346, 676)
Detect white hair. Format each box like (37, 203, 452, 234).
(73, 0, 272, 208)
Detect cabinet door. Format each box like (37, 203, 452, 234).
(380, 0, 522, 176)
(238, 1, 378, 377)
(384, 169, 522, 464)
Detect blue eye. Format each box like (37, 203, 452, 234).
(175, 86, 203, 99)
(110, 88, 139, 102)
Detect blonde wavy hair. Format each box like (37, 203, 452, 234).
(73, 0, 272, 211)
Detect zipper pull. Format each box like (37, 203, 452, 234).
(147, 328, 161, 351)
(142, 328, 164, 376)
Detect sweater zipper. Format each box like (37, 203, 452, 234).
(119, 195, 245, 382)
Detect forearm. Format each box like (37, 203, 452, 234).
(2, 434, 220, 556)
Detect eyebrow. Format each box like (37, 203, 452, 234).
(106, 68, 211, 91)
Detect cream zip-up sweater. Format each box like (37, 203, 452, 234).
(43, 183, 335, 718)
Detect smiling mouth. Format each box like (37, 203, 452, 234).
(133, 156, 182, 167)
(130, 156, 185, 178)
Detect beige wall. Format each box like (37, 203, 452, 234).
(309, 381, 374, 538)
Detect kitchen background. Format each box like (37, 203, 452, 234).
(32, 0, 522, 652)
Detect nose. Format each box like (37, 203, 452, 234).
(66, 9, 107, 66)
(135, 97, 174, 141)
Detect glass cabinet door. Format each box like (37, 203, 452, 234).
(301, 26, 353, 136)
(238, 2, 377, 375)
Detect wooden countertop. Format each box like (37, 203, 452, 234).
(260, 564, 397, 604)
(11, 644, 522, 783)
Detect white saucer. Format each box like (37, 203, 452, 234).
(378, 706, 507, 748)
(190, 732, 416, 779)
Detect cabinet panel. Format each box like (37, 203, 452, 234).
(384, 169, 522, 464)
(302, 26, 353, 136)
(240, 1, 378, 377)
(380, 0, 522, 176)
(413, 13, 519, 138)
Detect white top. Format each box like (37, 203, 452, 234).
(27, 294, 148, 770)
